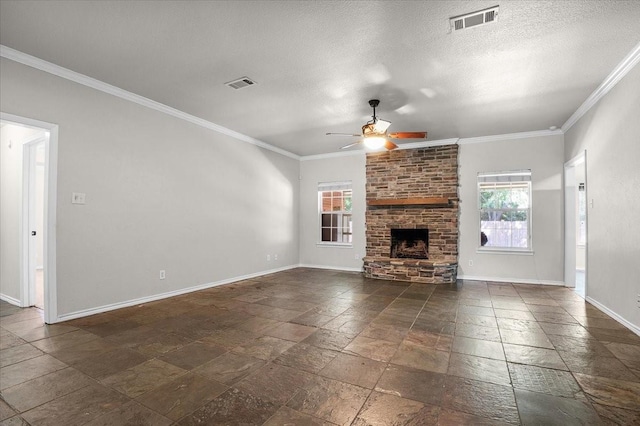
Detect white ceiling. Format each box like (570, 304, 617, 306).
(1, 1, 639, 156)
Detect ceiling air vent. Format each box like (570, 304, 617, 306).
(225, 77, 257, 90)
(450, 6, 499, 32)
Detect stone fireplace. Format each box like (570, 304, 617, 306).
(363, 145, 459, 284)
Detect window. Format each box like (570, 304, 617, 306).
(478, 170, 531, 251)
(318, 182, 352, 244)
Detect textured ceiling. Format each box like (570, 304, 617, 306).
(1, 0, 640, 156)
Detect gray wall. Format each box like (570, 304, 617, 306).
(299, 136, 565, 284)
(458, 135, 565, 283)
(299, 154, 366, 271)
(564, 64, 640, 331)
(0, 58, 300, 318)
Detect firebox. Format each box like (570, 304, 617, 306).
(390, 228, 429, 259)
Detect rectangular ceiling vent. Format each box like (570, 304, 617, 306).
(450, 6, 499, 32)
(225, 77, 257, 90)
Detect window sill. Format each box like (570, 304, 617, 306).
(476, 247, 534, 256)
(316, 242, 353, 248)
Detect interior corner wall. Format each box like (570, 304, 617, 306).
(564, 63, 640, 331)
(299, 155, 366, 271)
(458, 135, 565, 284)
(0, 58, 300, 319)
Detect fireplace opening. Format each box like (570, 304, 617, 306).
(390, 228, 429, 259)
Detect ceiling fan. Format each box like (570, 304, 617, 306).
(326, 99, 427, 151)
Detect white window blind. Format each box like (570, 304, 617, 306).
(318, 181, 352, 191)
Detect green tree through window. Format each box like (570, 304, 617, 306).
(478, 171, 531, 250)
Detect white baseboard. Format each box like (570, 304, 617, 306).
(457, 275, 565, 286)
(0, 293, 22, 307)
(55, 264, 299, 323)
(298, 263, 363, 273)
(586, 296, 640, 337)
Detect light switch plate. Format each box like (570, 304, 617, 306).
(72, 192, 86, 204)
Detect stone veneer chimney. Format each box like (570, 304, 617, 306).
(364, 145, 459, 284)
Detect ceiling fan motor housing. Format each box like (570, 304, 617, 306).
(364, 99, 388, 135)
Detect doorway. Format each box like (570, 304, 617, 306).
(0, 113, 58, 323)
(564, 152, 587, 298)
(25, 139, 46, 309)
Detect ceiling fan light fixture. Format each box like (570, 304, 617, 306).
(363, 136, 386, 149)
(362, 123, 376, 136)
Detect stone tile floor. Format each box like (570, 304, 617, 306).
(1, 268, 639, 425)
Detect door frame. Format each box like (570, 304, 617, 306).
(564, 150, 587, 295)
(2, 112, 59, 324)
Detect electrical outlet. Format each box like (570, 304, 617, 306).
(274, 254, 278, 261)
(468, 260, 474, 266)
(267, 254, 271, 261)
(71, 192, 86, 204)
(159, 270, 166, 280)
(355, 253, 360, 260)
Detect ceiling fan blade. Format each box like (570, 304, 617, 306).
(340, 141, 362, 150)
(387, 132, 427, 139)
(326, 132, 361, 137)
(384, 140, 399, 150)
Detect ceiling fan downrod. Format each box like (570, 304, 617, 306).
(369, 99, 380, 121)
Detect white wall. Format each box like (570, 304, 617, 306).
(0, 123, 44, 303)
(458, 135, 565, 284)
(564, 63, 640, 332)
(299, 154, 366, 271)
(0, 58, 300, 319)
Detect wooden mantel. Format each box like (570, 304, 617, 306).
(367, 197, 450, 207)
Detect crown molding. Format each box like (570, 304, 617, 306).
(300, 149, 363, 161)
(562, 41, 640, 133)
(301, 129, 566, 160)
(300, 138, 460, 161)
(395, 138, 460, 150)
(0, 45, 300, 160)
(458, 129, 563, 145)
(303, 129, 565, 160)
(6, 39, 637, 161)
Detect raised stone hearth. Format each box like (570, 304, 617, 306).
(363, 256, 457, 284)
(364, 145, 459, 284)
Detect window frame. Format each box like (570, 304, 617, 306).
(477, 170, 533, 254)
(317, 182, 353, 247)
